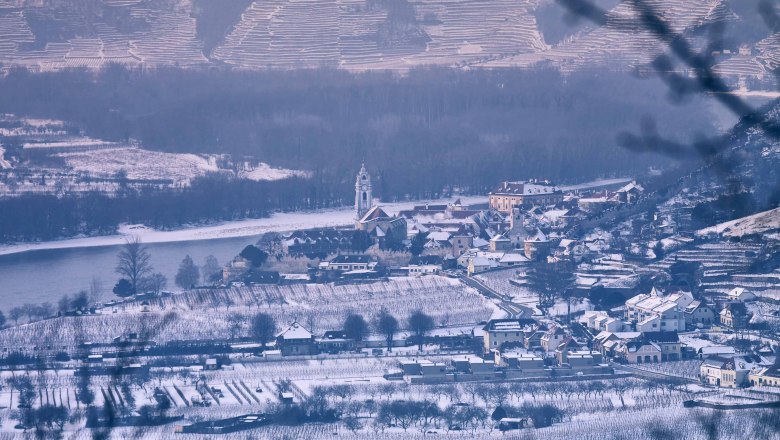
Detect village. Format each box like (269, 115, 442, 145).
(0, 163, 777, 438)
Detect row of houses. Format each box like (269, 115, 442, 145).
(582, 287, 754, 337)
(700, 355, 780, 388)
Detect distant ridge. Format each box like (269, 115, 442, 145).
(0, 0, 772, 79)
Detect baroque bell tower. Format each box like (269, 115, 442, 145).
(355, 163, 373, 220)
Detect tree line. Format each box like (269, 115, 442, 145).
(0, 64, 714, 196)
(0, 174, 340, 242)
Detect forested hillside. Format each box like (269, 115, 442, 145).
(0, 66, 715, 198)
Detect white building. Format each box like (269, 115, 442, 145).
(625, 289, 686, 333)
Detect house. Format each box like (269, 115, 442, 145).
(566, 350, 601, 368)
(244, 270, 281, 285)
(700, 356, 757, 388)
(356, 206, 407, 249)
(727, 287, 756, 302)
(223, 256, 251, 284)
(588, 313, 625, 333)
(581, 311, 609, 331)
(523, 323, 549, 350)
(684, 300, 715, 328)
(540, 326, 567, 353)
(451, 356, 496, 380)
(749, 365, 780, 387)
(719, 302, 751, 329)
(499, 252, 528, 268)
(449, 234, 474, 257)
(643, 332, 682, 361)
(616, 181, 644, 203)
(282, 229, 356, 257)
(592, 331, 642, 358)
(499, 418, 530, 431)
(482, 318, 535, 353)
(555, 238, 586, 262)
(276, 322, 316, 356)
(667, 292, 695, 309)
(404, 255, 443, 276)
(617, 340, 662, 364)
(316, 331, 354, 354)
(398, 359, 449, 383)
(625, 290, 686, 333)
(523, 230, 550, 260)
(554, 337, 582, 365)
(318, 255, 378, 272)
(698, 345, 736, 359)
(497, 351, 545, 370)
(489, 180, 563, 213)
(489, 234, 512, 252)
(559, 207, 587, 227)
(468, 256, 498, 275)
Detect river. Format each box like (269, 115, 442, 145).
(0, 235, 258, 310)
(0, 196, 490, 310)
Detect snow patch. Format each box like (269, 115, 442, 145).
(238, 162, 310, 181)
(0, 146, 10, 169)
(56, 147, 220, 185)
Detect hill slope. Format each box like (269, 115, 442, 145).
(0, 0, 774, 79)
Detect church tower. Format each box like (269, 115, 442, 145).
(355, 163, 373, 220)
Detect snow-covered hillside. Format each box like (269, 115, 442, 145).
(0, 0, 766, 80)
(697, 206, 780, 237)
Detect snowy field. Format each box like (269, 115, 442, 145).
(56, 147, 220, 185)
(0, 368, 770, 440)
(0, 196, 487, 257)
(0, 276, 496, 349)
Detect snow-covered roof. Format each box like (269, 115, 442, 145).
(699, 345, 736, 355)
(491, 181, 560, 196)
(525, 229, 548, 243)
(277, 322, 312, 340)
(499, 253, 528, 264)
(618, 181, 644, 193)
(428, 231, 451, 241)
(473, 238, 489, 248)
(359, 205, 391, 223)
(471, 257, 494, 267)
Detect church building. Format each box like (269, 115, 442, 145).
(353, 164, 407, 249)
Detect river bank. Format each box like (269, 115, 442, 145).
(0, 196, 488, 257)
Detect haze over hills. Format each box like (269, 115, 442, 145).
(0, 0, 776, 83)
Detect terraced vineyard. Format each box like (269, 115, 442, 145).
(0, 276, 496, 349)
(649, 241, 780, 299)
(0, 0, 771, 80)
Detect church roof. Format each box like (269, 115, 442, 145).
(359, 206, 391, 223)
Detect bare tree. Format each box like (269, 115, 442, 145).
(201, 255, 221, 285)
(251, 313, 277, 349)
(175, 255, 200, 290)
(57, 294, 70, 315)
(375, 309, 399, 352)
(9, 306, 22, 325)
(143, 273, 168, 295)
(115, 237, 153, 294)
(227, 313, 246, 340)
(89, 277, 103, 305)
(408, 310, 434, 351)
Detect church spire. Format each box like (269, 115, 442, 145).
(355, 163, 373, 221)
